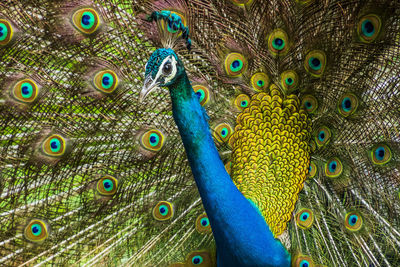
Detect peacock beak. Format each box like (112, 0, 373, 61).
(140, 75, 160, 102)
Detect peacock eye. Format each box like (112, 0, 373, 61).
(193, 85, 210, 106)
(153, 201, 174, 221)
(344, 211, 363, 231)
(186, 251, 212, 266)
(42, 134, 67, 157)
(295, 208, 314, 229)
(24, 219, 49, 243)
(140, 129, 165, 152)
(293, 255, 314, 267)
(72, 8, 101, 35)
(325, 157, 343, 178)
(280, 70, 299, 93)
(0, 19, 13, 46)
(93, 70, 118, 94)
(338, 93, 358, 117)
(213, 123, 233, 143)
(12, 79, 39, 103)
(195, 214, 212, 234)
(191, 255, 203, 265)
(251, 73, 269, 92)
(224, 53, 247, 77)
(163, 62, 172, 75)
(304, 50, 326, 77)
(315, 126, 331, 147)
(307, 161, 317, 178)
(267, 28, 289, 56)
(357, 14, 381, 43)
(96, 176, 118, 196)
(301, 95, 318, 114)
(371, 144, 392, 165)
(234, 94, 250, 111)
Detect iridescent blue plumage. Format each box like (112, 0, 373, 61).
(142, 48, 290, 267)
(145, 48, 177, 78)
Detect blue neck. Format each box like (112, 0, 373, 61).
(169, 72, 290, 267)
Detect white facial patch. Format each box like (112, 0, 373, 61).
(154, 55, 177, 85)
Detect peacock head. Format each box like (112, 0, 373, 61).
(140, 48, 184, 101)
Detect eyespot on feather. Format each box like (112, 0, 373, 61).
(234, 94, 250, 111)
(24, 219, 49, 243)
(338, 93, 358, 117)
(193, 85, 210, 106)
(186, 251, 213, 266)
(293, 255, 315, 267)
(93, 70, 119, 93)
(153, 201, 173, 221)
(97, 176, 118, 196)
(42, 134, 67, 157)
(315, 126, 331, 147)
(72, 8, 101, 35)
(281, 70, 299, 93)
(370, 144, 392, 165)
(140, 129, 165, 152)
(296, 208, 314, 229)
(301, 95, 318, 114)
(307, 161, 317, 178)
(267, 29, 290, 56)
(344, 211, 363, 232)
(325, 157, 343, 178)
(12, 79, 39, 103)
(224, 53, 247, 77)
(0, 19, 13, 46)
(357, 14, 381, 43)
(213, 123, 233, 143)
(304, 50, 326, 77)
(195, 214, 212, 234)
(251, 73, 269, 92)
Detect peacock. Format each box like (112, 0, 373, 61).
(1, 0, 400, 266)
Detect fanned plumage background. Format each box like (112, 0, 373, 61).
(1, 0, 400, 266)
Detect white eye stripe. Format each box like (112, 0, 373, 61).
(164, 57, 177, 83)
(154, 55, 177, 84)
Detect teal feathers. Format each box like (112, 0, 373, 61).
(0, 0, 400, 266)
